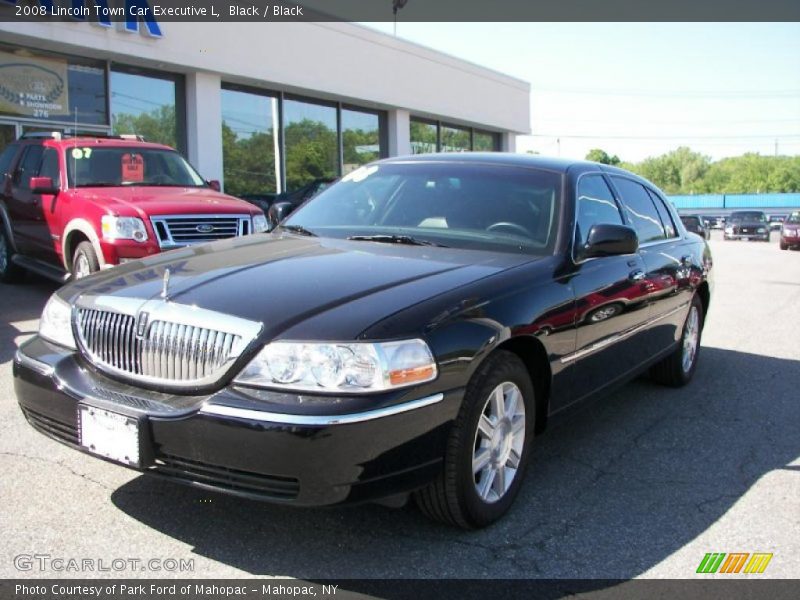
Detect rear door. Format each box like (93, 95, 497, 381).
(7, 143, 44, 254)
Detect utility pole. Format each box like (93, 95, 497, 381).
(775, 138, 778, 157)
(557, 138, 561, 157)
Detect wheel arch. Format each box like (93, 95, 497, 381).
(696, 281, 710, 327)
(0, 202, 18, 252)
(62, 219, 106, 271)
(494, 335, 551, 435)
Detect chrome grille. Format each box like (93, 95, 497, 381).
(151, 214, 251, 248)
(74, 304, 259, 387)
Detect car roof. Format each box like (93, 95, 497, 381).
(27, 137, 173, 151)
(380, 152, 598, 173)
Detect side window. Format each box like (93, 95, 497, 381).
(611, 177, 666, 244)
(13, 146, 45, 190)
(38, 148, 60, 186)
(0, 143, 20, 180)
(646, 188, 677, 238)
(575, 174, 623, 247)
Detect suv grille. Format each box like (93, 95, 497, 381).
(151, 215, 251, 248)
(76, 308, 247, 386)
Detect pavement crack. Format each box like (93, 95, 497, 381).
(0, 450, 113, 491)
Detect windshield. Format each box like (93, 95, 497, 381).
(681, 216, 701, 226)
(66, 146, 206, 188)
(786, 212, 800, 224)
(730, 211, 766, 223)
(282, 162, 563, 255)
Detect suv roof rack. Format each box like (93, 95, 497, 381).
(20, 132, 147, 142)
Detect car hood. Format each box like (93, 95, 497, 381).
(76, 186, 259, 217)
(64, 233, 541, 341)
(730, 220, 767, 228)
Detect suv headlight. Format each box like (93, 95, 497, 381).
(39, 295, 76, 350)
(235, 339, 437, 393)
(252, 214, 268, 233)
(101, 215, 148, 242)
(757, 227, 766, 233)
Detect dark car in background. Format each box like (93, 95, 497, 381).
(780, 211, 800, 250)
(724, 210, 770, 242)
(680, 215, 710, 239)
(15, 154, 712, 528)
(769, 215, 786, 231)
(236, 179, 335, 228)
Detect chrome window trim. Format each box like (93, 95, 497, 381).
(607, 175, 682, 246)
(200, 393, 445, 426)
(72, 295, 263, 389)
(570, 170, 629, 265)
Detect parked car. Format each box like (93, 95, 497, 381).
(680, 215, 710, 239)
(15, 154, 712, 528)
(779, 211, 800, 250)
(265, 178, 335, 228)
(723, 211, 770, 242)
(0, 133, 267, 283)
(708, 216, 725, 230)
(769, 215, 786, 231)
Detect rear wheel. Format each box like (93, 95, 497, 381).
(71, 241, 100, 279)
(0, 225, 25, 284)
(780, 241, 788, 250)
(414, 350, 535, 528)
(650, 294, 704, 387)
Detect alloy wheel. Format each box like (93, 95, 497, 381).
(682, 305, 700, 373)
(472, 381, 526, 503)
(74, 254, 91, 279)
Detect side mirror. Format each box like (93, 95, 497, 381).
(30, 176, 58, 194)
(208, 180, 221, 192)
(581, 224, 638, 259)
(268, 201, 295, 228)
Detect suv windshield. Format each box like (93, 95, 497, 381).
(66, 146, 206, 188)
(786, 212, 800, 224)
(282, 162, 563, 254)
(730, 211, 766, 223)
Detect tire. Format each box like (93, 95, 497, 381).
(71, 241, 100, 279)
(414, 350, 535, 528)
(650, 294, 704, 387)
(0, 224, 25, 284)
(780, 242, 788, 250)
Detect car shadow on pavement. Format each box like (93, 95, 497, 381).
(109, 345, 797, 579)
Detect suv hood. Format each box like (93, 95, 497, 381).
(64, 234, 541, 341)
(77, 186, 258, 217)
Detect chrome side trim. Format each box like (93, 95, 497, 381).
(560, 302, 689, 365)
(199, 393, 445, 426)
(14, 348, 55, 377)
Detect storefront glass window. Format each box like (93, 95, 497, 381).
(221, 88, 280, 197)
(283, 98, 338, 191)
(410, 119, 437, 154)
(440, 124, 471, 153)
(111, 70, 178, 149)
(342, 108, 381, 175)
(0, 46, 106, 126)
(473, 130, 500, 151)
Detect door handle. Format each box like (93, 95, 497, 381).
(628, 270, 646, 282)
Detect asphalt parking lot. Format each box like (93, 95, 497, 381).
(1, 231, 798, 581)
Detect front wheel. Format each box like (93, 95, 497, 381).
(650, 294, 704, 387)
(71, 241, 100, 279)
(414, 350, 535, 528)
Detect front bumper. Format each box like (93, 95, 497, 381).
(14, 337, 461, 506)
(781, 234, 800, 247)
(724, 231, 769, 241)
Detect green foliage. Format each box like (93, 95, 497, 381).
(221, 122, 277, 197)
(113, 105, 176, 149)
(585, 148, 620, 165)
(612, 147, 800, 194)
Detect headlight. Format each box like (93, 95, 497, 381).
(757, 227, 766, 233)
(235, 339, 437, 393)
(39, 295, 76, 350)
(101, 215, 148, 242)
(725, 226, 734, 233)
(252, 214, 268, 233)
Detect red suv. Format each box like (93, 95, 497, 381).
(0, 133, 266, 283)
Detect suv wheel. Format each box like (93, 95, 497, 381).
(414, 350, 535, 528)
(71, 241, 100, 279)
(0, 226, 25, 284)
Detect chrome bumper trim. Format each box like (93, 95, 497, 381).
(199, 393, 445, 426)
(14, 348, 55, 377)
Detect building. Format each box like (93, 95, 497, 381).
(0, 13, 530, 196)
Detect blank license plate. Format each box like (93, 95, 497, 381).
(79, 405, 140, 467)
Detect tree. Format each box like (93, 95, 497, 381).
(585, 148, 620, 165)
(113, 105, 177, 149)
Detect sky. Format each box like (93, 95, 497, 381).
(363, 22, 800, 163)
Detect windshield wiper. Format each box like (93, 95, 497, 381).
(347, 234, 447, 247)
(75, 182, 121, 187)
(281, 224, 317, 237)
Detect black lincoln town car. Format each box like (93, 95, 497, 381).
(14, 154, 712, 528)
